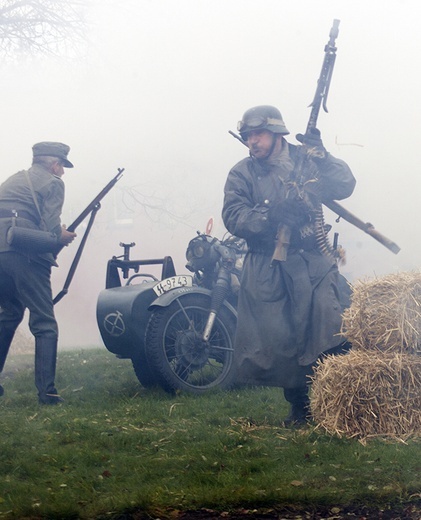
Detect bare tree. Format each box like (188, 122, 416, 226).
(0, 0, 89, 57)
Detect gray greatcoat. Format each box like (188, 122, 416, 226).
(222, 139, 356, 388)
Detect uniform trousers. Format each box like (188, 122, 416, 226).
(0, 251, 58, 400)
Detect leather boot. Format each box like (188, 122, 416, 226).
(35, 335, 63, 405)
(0, 327, 17, 373)
(0, 327, 17, 398)
(283, 386, 311, 427)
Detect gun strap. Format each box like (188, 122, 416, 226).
(24, 171, 46, 230)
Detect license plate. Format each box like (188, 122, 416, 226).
(153, 275, 193, 296)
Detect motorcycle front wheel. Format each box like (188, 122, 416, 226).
(145, 293, 237, 394)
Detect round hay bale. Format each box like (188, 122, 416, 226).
(342, 271, 421, 354)
(310, 350, 421, 439)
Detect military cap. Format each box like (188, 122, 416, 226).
(32, 141, 74, 168)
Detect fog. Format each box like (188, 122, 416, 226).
(1, 0, 420, 347)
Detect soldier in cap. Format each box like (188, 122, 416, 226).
(222, 106, 356, 425)
(0, 142, 76, 404)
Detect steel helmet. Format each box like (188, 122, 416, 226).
(237, 105, 289, 140)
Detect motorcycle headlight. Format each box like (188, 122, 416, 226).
(193, 244, 205, 258)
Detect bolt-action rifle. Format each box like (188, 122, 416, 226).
(229, 20, 400, 261)
(53, 168, 124, 304)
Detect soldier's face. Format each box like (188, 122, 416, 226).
(52, 161, 65, 178)
(246, 129, 276, 159)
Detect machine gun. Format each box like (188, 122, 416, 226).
(229, 129, 400, 256)
(53, 168, 124, 304)
(271, 19, 340, 263)
(229, 20, 400, 261)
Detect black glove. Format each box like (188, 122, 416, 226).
(296, 128, 326, 159)
(267, 198, 309, 228)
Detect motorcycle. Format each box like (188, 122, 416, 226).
(96, 224, 246, 394)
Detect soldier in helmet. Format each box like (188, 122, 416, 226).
(0, 142, 77, 404)
(222, 105, 356, 425)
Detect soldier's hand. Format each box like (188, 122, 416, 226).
(267, 199, 309, 228)
(59, 225, 77, 246)
(296, 128, 326, 159)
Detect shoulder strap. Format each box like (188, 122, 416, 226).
(24, 170, 45, 228)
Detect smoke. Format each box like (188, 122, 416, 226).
(1, 0, 419, 347)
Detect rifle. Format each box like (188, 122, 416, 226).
(65, 168, 124, 236)
(53, 167, 124, 304)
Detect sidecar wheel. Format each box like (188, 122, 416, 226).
(131, 351, 160, 389)
(145, 293, 237, 394)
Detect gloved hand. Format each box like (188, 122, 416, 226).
(296, 128, 326, 159)
(267, 198, 309, 228)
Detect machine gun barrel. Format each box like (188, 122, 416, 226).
(271, 19, 340, 264)
(307, 18, 340, 130)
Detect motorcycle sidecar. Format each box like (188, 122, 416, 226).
(97, 240, 239, 394)
(96, 247, 188, 388)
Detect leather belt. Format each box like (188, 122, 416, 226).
(0, 209, 38, 223)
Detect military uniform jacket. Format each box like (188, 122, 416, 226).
(222, 141, 356, 388)
(0, 164, 65, 265)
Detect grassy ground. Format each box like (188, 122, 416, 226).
(0, 347, 420, 519)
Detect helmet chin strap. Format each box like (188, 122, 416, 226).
(267, 132, 277, 157)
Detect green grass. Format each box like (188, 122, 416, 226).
(0, 348, 420, 519)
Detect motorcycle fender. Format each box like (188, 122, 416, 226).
(148, 286, 237, 317)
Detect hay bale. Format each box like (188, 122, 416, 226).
(310, 350, 421, 439)
(342, 271, 421, 355)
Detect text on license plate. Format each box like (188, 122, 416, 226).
(153, 275, 193, 296)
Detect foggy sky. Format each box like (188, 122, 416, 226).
(1, 0, 420, 347)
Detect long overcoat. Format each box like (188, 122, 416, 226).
(222, 140, 356, 388)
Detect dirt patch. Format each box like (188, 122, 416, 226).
(105, 502, 421, 519)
